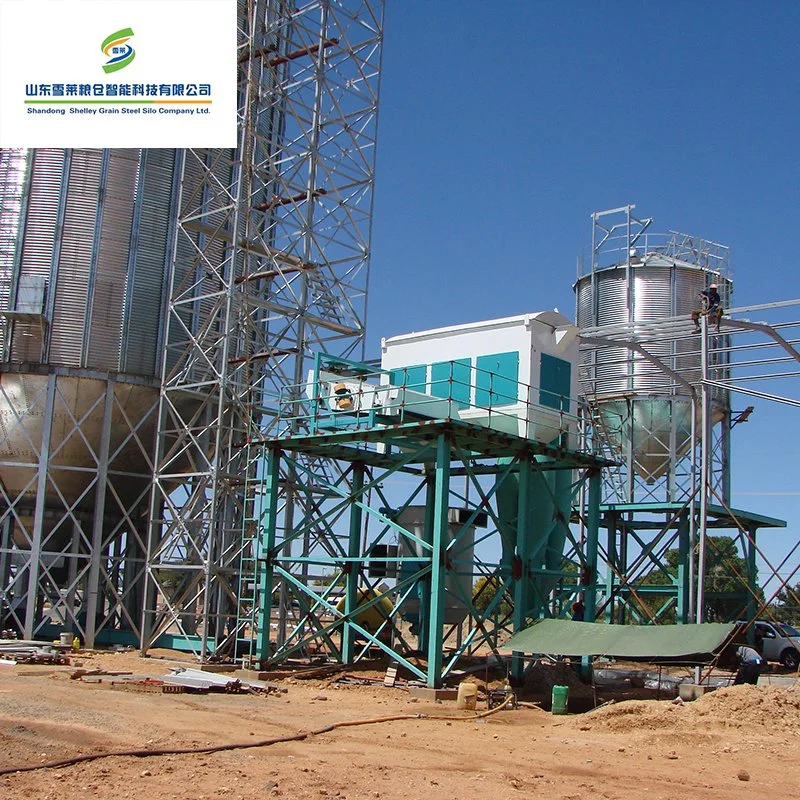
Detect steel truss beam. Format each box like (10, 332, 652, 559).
(143, 1, 384, 658)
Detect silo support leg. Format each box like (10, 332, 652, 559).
(85, 381, 114, 648)
(24, 374, 57, 640)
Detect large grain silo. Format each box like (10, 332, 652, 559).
(575, 206, 731, 503)
(0, 146, 228, 644)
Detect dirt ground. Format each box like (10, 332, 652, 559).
(2, 649, 800, 800)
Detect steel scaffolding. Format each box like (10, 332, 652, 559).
(142, 0, 384, 658)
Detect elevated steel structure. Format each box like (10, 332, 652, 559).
(239, 355, 607, 687)
(142, 0, 384, 657)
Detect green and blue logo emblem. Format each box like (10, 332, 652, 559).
(101, 28, 135, 74)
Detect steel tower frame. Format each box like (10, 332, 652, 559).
(142, 0, 384, 658)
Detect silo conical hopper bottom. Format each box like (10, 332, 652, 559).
(595, 397, 695, 483)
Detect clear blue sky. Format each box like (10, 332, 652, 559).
(367, 1, 800, 593)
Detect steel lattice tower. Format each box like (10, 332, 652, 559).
(142, 0, 384, 658)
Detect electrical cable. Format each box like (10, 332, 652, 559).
(0, 693, 513, 776)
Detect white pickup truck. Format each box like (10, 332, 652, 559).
(738, 620, 800, 669)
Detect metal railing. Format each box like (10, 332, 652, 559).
(274, 352, 581, 443)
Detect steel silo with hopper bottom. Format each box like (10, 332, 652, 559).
(575, 218, 731, 500)
(0, 146, 230, 643)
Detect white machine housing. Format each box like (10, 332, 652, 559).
(380, 311, 579, 446)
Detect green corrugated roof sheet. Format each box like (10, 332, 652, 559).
(501, 619, 736, 661)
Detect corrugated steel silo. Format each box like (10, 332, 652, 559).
(575, 217, 731, 497)
(0, 146, 230, 643)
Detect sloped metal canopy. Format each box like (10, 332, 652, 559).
(502, 619, 736, 661)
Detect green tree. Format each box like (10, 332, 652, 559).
(634, 536, 762, 623)
(472, 575, 512, 617)
(768, 582, 800, 626)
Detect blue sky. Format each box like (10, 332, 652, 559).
(367, 1, 800, 593)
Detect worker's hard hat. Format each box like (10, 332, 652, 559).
(709, 283, 718, 288)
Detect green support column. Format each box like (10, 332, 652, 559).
(256, 446, 281, 664)
(676, 511, 690, 624)
(342, 463, 365, 662)
(512, 456, 532, 682)
(426, 433, 451, 688)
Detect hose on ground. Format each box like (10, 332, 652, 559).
(0, 692, 513, 776)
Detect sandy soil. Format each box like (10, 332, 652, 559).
(1, 649, 800, 800)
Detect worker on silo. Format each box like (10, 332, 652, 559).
(692, 283, 722, 333)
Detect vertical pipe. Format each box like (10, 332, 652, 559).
(746, 526, 757, 624)
(604, 513, 616, 623)
(417, 470, 436, 650)
(617, 516, 628, 624)
(426, 433, 450, 688)
(511, 456, 531, 682)
(84, 380, 115, 647)
(584, 469, 601, 623)
(676, 511, 690, 624)
(24, 372, 57, 639)
(289, 1, 331, 614)
(667, 398, 677, 501)
(696, 315, 711, 625)
(581, 469, 601, 680)
(688, 391, 698, 621)
(342, 463, 365, 662)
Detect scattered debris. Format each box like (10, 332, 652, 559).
(0, 640, 71, 665)
(383, 664, 398, 687)
(70, 668, 133, 680)
(738, 770, 751, 782)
